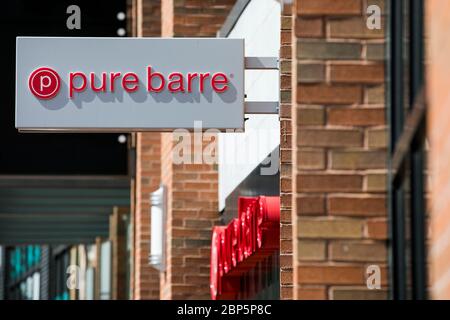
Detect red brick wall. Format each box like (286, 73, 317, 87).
(292, 0, 388, 299)
(160, 135, 219, 299)
(160, 0, 236, 300)
(133, 0, 162, 300)
(162, 0, 234, 37)
(427, 0, 450, 299)
(134, 132, 161, 299)
(142, 0, 162, 36)
(280, 2, 294, 300)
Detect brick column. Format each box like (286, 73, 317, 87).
(133, 0, 162, 300)
(280, 2, 294, 300)
(292, 0, 388, 299)
(135, 132, 162, 299)
(159, 0, 236, 300)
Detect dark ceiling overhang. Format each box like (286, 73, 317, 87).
(0, 176, 130, 245)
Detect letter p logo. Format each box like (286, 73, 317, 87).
(40, 75, 51, 91)
(29, 67, 61, 99)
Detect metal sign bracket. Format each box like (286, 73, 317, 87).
(244, 57, 279, 115)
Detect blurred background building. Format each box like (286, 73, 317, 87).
(0, 1, 131, 300)
(1, 0, 449, 300)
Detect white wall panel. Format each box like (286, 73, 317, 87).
(219, 0, 280, 210)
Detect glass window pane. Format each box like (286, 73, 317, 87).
(100, 241, 111, 300)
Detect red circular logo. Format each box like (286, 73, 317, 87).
(28, 67, 61, 99)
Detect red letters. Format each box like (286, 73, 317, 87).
(147, 66, 165, 92)
(66, 66, 229, 99)
(122, 72, 139, 92)
(167, 72, 184, 92)
(211, 73, 229, 92)
(110, 72, 122, 92)
(90, 72, 107, 92)
(187, 73, 198, 92)
(210, 196, 280, 300)
(199, 72, 210, 93)
(69, 72, 87, 98)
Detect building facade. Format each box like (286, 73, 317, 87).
(3, 0, 450, 301)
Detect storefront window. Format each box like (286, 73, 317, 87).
(53, 248, 70, 300)
(5, 246, 41, 300)
(99, 241, 112, 300)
